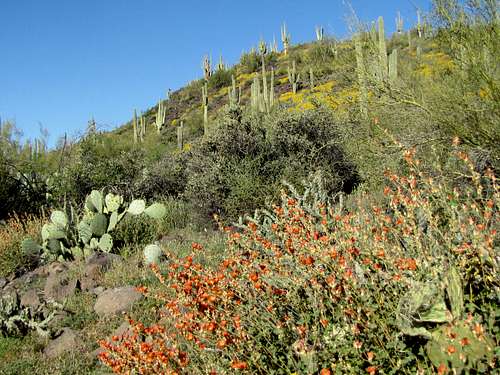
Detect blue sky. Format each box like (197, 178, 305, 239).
(0, 0, 430, 147)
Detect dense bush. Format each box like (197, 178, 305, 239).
(60, 137, 146, 203)
(99, 146, 498, 374)
(183, 107, 359, 222)
(239, 51, 279, 74)
(208, 68, 235, 91)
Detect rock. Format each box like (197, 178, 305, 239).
(44, 270, 80, 302)
(0, 278, 6, 289)
(92, 286, 105, 295)
(48, 311, 70, 329)
(47, 262, 68, 275)
(85, 253, 122, 270)
(94, 286, 143, 316)
(20, 289, 41, 309)
(44, 328, 79, 358)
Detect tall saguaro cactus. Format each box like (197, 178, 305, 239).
(202, 82, 209, 135)
(133, 110, 138, 144)
(389, 49, 398, 82)
(315, 26, 324, 41)
(228, 75, 240, 107)
(281, 23, 290, 55)
(396, 12, 404, 34)
(177, 121, 184, 151)
(354, 33, 368, 120)
(202, 55, 212, 81)
(417, 10, 422, 38)
(288, 60, 300, 94)
(139, 115, 146, 142)
(378, 16, 388, 80)
(155, 99, 167, 134)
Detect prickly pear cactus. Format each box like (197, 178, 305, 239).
(23, 190, 167, 261)
(143, 244, 163, 265)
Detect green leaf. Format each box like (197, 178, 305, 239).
(446, 266, 463, 320)
(144, 203, 167, 219)
(50, 210, 68, 229)
(98, 234, 113, 252)
(401, 327, 433, 340)
(128, 200, 146, 215)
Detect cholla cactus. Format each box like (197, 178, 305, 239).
(202, 55, 212, 81)
(281, 23, 290, 55)
(287, 60, 300, 94)
(396, 12, 403, 34)
(315, 25, 324, 41)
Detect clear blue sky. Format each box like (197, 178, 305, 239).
(0, 0, 430, 147)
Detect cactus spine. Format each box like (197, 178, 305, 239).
(177, 120, 184, 151)
(315, 26, 324, 41)
(281, 23, 290, 55)
(354, 33, 368, 120)
(202, 82, 209, 135)
(288, 60, 300, 94)
(378, 17, 388, 80)
(396, 12, 403, 34)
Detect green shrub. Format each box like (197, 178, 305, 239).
(184, 107, 359, 222)
(208, 68, 234, 91)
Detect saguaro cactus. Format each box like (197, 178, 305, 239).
(228, 75, 240, 107)
(309, 68, 315, 89)
(216, 55, 225, 71)
(155, 99, 167, 134)
(288, 60, 300, 94)
(389, 49, 398, 82)
(269, 67, 275, 108)
(202, 55, 212, 81)
(139, 115, 146, 142)
(177, 121, 184, 151)
(133, 110, 138, 144)
(202, 82, 209, 135)
(378, 16, 388, 80)
(417, 10, 422, 38)
(354, 33, 368, 120)
(281, 23, 290, 55)
(315, 26, 324, 41)
(396, 12, 403, 34)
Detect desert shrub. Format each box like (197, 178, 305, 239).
(61, 137, 146, 203)
(99, 145, 498, 374)
(306, 38, 338, 68)
(0, 215, 45, 277)
(239, 51, 278, 74)
(183, 107, 359, 222)
(132, 153, 187, 201)
(208, 68, 235, 91)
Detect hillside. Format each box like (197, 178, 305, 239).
(0, 2, 499, 374)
